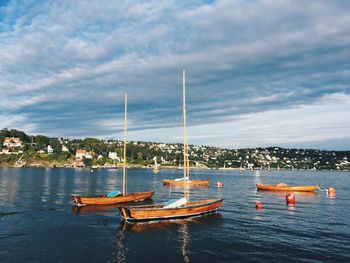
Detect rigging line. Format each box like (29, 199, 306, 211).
(317, 185, 326, 191)
(168, 180, 173, 198)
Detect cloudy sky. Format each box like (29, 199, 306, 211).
(0, 0, 349, 150)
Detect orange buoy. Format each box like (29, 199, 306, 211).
(216, 181, 224, 187)
(286, 193, 296, 205)
(255, 201, 263, 209)
(327, 187, 336, 194)
(327, 187, 336, 197)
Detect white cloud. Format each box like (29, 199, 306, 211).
(0, 0, 349, 149)
(126, 93, 350, 150)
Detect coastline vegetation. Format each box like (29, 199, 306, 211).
(1, 128, 349, 170)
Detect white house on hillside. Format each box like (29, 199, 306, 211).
(47, 145, 54, 154)
(108, 152, 118, 160)
(3, 137, 23, 148)
(62, 145, 69, 152)
(76, 149, 93, 159)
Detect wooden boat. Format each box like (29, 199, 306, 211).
(72, 191, 155, 206)
(163, 71, 209, 187)
(119, 199, 223, 222)
(163, 179, 209, 186)
(119, 70, 223, 222)
(71, 94, 154, 206)
(256, 184, 318, 192)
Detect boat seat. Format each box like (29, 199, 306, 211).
(276, 183, 288, 187)
(107, 191, 121, 198)
(163, 197, 188, 208)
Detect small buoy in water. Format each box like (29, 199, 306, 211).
(216, 181, 224, 187)
(286, 193, 296, 205)
(255, 201, 263, 209)
(90, 169, 93, 173)
(327, 187, 336, 194)
(327, 187, 336, 197)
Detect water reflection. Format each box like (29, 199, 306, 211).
(257, 190, 318, 199)
(113, 213, 222, 263)
(113, 222, 127, 263)
(163, 184, 210, 201)
(0, 168, 19, 206)
(179, 223, 190, 263)
(71, 199, 154, 216)
(287, 204, 297, 215)
(72, 204, 120, 216)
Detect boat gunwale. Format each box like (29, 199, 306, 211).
(72, 190, 155, 199)
(163, 179, 209, 183)
(122, 199, 223, 212)
(124, 209, 220, 222)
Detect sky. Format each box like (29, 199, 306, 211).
(0, 0, 350, 150)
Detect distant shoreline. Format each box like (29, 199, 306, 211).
(0, 164, 348, 172)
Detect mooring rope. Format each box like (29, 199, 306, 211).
(317, 185, 327, 192)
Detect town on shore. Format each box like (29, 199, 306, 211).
(0, 128, 349, 171)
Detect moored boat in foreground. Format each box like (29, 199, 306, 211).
(256, 183, 318, 192)
(119, 70, 223, 222)
(119, 199, 223, 222)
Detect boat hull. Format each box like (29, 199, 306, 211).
(72, 191, 154, 206)
(119, 199, 223, 222)
(256, 184, 318, 192)
(163, 179, 209, 186)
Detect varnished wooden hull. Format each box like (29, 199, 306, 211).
(163, 179, 209, 186)
(256, 184, 318, 192)
(119, 199, 223, 222)
(72, 191, 154, 206)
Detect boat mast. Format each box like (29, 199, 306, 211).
(122, 93, 127, 196)
(183, 70, 189, 183)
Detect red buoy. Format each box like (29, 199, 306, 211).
(286, 193, 296, 205)
(216, 181, 224, 187)
(255, 201, 263, 209)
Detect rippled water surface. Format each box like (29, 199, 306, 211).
(0, 168, 349, 262)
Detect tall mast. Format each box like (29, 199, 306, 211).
(183, 70, 189, 183)
(122, 93, 127, 196)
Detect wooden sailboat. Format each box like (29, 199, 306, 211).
(72, 94, 154, 206)
(163, 70, 209, 187)
(256, 183, 318, 192)
(119, 70, 223, 222)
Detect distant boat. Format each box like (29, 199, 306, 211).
(163, 70, 209, 187)
(152, 156, 160, 174)
(119, 70, 223, 222)
(71, 94, 154, 206)
(110, 158, 118, 169)
(219, 162, 237, 170)
(256, 183, 318, 192)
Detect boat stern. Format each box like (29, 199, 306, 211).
(71, 195, 82, 206)
(119, 206, 132, 220)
